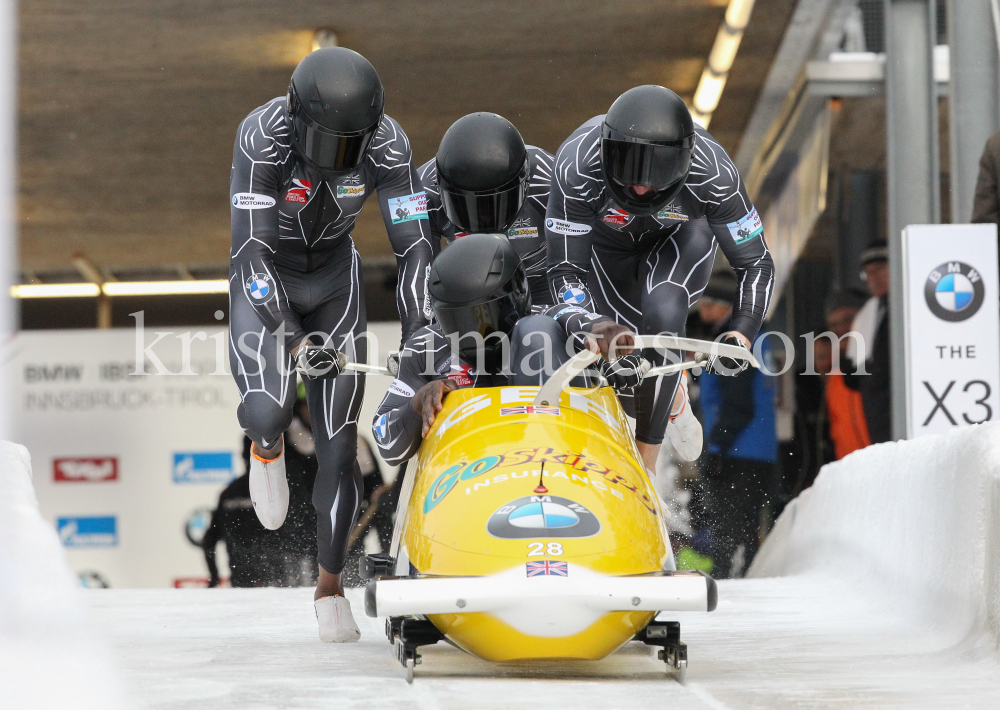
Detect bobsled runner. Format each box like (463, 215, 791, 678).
(359, 339, 743, 681)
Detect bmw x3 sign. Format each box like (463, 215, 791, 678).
(902, 224, 1000, 438)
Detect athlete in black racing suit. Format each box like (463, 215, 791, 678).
(229, 48, 432, 641)
(418, 112, 555, 307)
(546, 86, 775, 471)
(372, 234, 639, 467)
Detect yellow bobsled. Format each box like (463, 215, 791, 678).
(362, 382, 717, 680)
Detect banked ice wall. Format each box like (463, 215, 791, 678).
(0, 442, 124, 709)
(750, 423, 1000, 645)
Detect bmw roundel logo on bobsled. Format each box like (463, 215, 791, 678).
(925, 261, 985, 322)
(487, 495, 601, 538)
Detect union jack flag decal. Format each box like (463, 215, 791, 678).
(500, 405, 561, 417)
(526, 560, 569, 577)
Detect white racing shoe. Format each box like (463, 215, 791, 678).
(666, 374, 703, 462)
(248, 439, 288, 530)
(315, 596, 361, 643)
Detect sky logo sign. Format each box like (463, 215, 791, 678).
(172, 452, 235, 484)
(57, 516, 118, 548)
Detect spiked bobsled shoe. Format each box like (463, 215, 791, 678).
(315, 596, 361, 643)
(248, 439, 288, 530)
(666, 374, 703, 462)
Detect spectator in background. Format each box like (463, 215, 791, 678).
(201, 469, 284, 587)
(203, 385, 319, 587)
(844, 241, 892, 444)
(822, 290, 871, 459)
(697, 271, 777, 578)
(972, 129, 1000, 228)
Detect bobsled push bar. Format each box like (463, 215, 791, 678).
(337, 335, 757, 389)
(366, 568, 718, 618)
(533, 335, 758, 406)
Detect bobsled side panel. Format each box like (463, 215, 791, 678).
(427, 609, 656, 662)
(403, 386, 671, 577)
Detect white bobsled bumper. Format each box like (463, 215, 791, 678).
(367, 566, 717, 618)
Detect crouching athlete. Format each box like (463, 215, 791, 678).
(371, 233, 643, 467)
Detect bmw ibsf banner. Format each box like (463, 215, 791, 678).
(902, 224, 1000, 439)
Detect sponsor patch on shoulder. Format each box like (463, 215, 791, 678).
(727, 208, 763, 244)
(388, 192, 429, 224)
(232, 193, 276, 210)
(387, 379, 415, 398)
(545, 218, 592, 236)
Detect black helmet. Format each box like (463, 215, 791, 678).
(429, 233, 531, 371)
(287, 48, 384, 179)
(436, 113, 530, 234)
(600, 85, 696, 216)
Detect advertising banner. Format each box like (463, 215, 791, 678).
(902, 224, 1000, 438)
(7, 322, 400, 588)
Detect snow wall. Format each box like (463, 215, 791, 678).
(750, 422, 1000, 647)
(0, 441, 124, 709)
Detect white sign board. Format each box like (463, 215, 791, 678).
(902, 224, 1000, 438)
(5, 323, 401, 588)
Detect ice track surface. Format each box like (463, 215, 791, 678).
(85, 577, 1000, 710)
(7, 421, 1000, 708)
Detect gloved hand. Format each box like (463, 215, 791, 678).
(706, 334, 751, 376)
(387, 352, 401, 377)
(295, 345, 347, 380)
(598, 354, 650, 390)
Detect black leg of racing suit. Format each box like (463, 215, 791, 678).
(587, 218, 717, 444)
(230, 247, 366, 576)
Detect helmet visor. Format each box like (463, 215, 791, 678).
(288, 90, 381, 174)
(438, 161, 529, 234)
(432, 272, 530, 360)
(600, 137, 693, 192)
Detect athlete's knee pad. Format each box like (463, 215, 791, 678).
(238, 393, 294, 448)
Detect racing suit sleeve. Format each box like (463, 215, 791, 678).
(542, 304, 619, 353)
(417, 158, 448, 253)
(370, 117, 435, 344)
(694, 133, 775, 341)
(544, 128, 602, 310)
(230, 109, 306, 349)
(372, 328, 442, 466)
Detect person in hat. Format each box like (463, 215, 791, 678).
(844, 241, 892, 445)
(696, 269, 777, 578)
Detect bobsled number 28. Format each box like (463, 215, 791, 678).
(361, 384, 717, 681)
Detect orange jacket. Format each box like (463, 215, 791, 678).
(826, 372, 871, 459)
